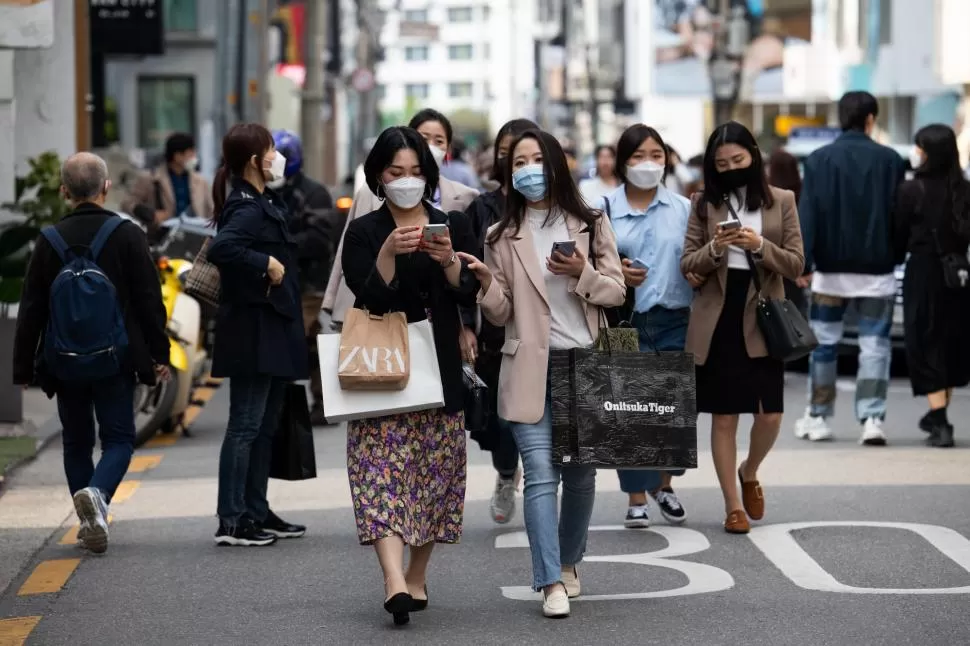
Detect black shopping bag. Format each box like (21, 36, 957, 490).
(462, 363, 490, 435)
(550, 349, 698, 470)
(270, 384, 318, 481)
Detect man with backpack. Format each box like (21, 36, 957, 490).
(13, 152, 170, 554)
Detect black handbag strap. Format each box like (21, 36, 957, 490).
(723, 196, 766, 296)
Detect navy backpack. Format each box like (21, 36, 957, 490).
(40, 217, 129, 381)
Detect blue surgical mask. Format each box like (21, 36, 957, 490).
(512, 164, 548, 202)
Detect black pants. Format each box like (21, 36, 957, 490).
(473, 347, 518, 478)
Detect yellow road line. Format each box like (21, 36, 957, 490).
(192, 387, 217, 403)
(111, 481, 141, 504)
(182, 405, 203, 429)
(59, 515, 114, 546)
(143, 434, 178, 448)
(17, 560, 81, 596)
(0, 616, 41, 645)
(127, 455, 163, 473)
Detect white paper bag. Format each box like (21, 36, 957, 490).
(318, 319, 444, 422)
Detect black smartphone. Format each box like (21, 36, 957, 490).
(551, 240, 576, 257)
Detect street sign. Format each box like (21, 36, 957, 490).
(351, 68, 376, 93)
(89, 0, 164, 55)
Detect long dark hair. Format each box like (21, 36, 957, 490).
(913, 123, 970, 235)
(615, 124, 668, 186)
(767, 149, 802, 202)
(490, 118, 539, 184)
(702, 121, 773, 213)
(488, 129, 600, 244)
(212, 123, 274, 217)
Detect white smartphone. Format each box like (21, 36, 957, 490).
(422, 223, 448, 241)
(551, 240, 576, 257)
(718, 219, 742, 231)
(629, 258, 648, 271)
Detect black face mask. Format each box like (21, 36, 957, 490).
(719, 166, 753, 191)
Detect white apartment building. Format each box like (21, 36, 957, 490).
(375, 0, 538, 140)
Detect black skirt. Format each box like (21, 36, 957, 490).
(696, 269, 784, 414)
(903, 253, 970, 395)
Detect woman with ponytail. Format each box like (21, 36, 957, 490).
(893, 124, 970, 448)
(207, 123, 309, 545)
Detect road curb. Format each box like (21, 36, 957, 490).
(0, 416, 61, 493)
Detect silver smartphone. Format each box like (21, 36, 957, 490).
(629, 258, 648, 271)
(718, 219, 742, 231)
(422, 223, 448, 241)
(551, 240, 576, 257)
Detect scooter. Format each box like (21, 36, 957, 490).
(133, 216, 214, 445)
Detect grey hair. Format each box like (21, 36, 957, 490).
(61, 152, 109, 201)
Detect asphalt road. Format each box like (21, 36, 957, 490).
(1, 374, 969, 646)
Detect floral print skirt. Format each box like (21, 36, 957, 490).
(347, 408, 466, 546)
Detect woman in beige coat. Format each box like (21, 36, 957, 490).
(681, 122, 804, 535)
(460, 129, 625, 619)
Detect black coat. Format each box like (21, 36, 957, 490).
(341, 203, 479, 413)
(277, 171, 336, 292)
(463, 189, 505, 348)
(207, 179, 309, 380)
(13, 203, 169, 391)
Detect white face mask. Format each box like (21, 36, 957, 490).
(266, 152, 287, 183)
(383, 177, 426, 209)
(430, 145, 447, 167)
(626, 161, 665, 190)
(909, 148, 924, 170)
(267, 177, 286, 189)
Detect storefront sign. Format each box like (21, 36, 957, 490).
(89, 0, 164, 56)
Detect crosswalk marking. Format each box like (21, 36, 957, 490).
(0, 616, 41, 645)
(111, 480, 141, 503)
(58, 515, 113, 546)
(127, 455, 163, 473)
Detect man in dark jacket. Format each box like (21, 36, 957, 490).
(795, 92, 908, 446)
(271, 130, 335, 425)
(13, 152, 169, 554)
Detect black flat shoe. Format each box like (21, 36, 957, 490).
(384, 592, 413, 626)
(411, 586, 429, 612)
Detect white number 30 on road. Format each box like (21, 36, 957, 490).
(496, 522, 970, 601)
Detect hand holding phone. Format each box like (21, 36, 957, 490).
(717, 219, 742, 231)
(551, 240, 577, 258)
(628, 258, 648, 271)
(422, 223, 449, 241)
(621, 257, 648, 288)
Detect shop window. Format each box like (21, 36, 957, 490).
(137, 76, 196, 150)
(164, 0, 197, 32)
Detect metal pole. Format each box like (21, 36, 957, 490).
(242, 0, 270, 123)
(302, 0, 327, 182)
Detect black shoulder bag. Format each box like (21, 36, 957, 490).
(724, 198, 818, 362)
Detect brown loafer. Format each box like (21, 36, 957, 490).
(738, 467, 765, 521)
(724, 509, 750, 534)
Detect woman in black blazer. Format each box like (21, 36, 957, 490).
(207, 123, 308, 548)
(341, 126, 479, 626)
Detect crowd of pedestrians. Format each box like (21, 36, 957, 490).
(10, 91, 969, 626)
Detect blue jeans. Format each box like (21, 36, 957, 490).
(510, 384, 596, 591)
(57, 374, 137, 502)
(217, 375, 287, 526)
(617, 307, 689, 494)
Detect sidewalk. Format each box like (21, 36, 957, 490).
(0, 388, 60, 486)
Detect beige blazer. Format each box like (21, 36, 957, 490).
(479, 212, 626, 425)
(680, 186, 805, 365)
(322, 176, 479, 323)
(120, 165, 213, 221)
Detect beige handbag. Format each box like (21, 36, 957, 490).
(337, 308, 410, 390)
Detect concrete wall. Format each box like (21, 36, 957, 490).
(12, 0, 76, 175)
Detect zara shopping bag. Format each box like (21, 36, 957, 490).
(269, 384, 317, 481)
(319, 319, 444, 422)
(550, 347, 698, 470)
(337, 308, 410, 390)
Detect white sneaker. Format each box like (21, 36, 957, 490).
(794, 410, 834, 442)
(542, 586, 571, 618)
(860, 418, 887, 446)
(623, 505, 651, 528)
(490, 469, 519, 524)
(561, 566, 581, 598)
(73, 487, 109, 554)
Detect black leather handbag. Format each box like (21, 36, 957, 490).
(462, 364, 489, 435)
(725, 201, 818, 362)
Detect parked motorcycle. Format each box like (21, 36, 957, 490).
(133, 216, 215, 446)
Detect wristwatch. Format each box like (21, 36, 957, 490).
(441, 253, 457, 268)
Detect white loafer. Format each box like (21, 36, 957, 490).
(542, 586, 570, 618)
(561, 566, 581, 598)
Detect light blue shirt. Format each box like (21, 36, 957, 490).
(606, 184, 694, 313)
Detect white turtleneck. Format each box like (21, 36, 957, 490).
(525, 207, 595, 350)
(724, 190, 763, 270)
